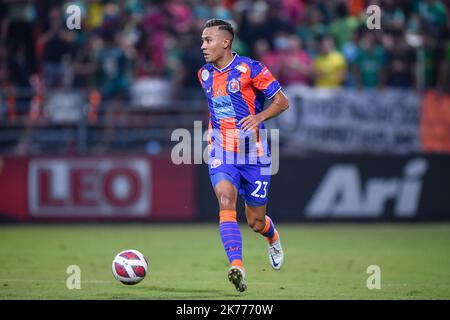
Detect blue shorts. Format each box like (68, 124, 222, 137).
(209, 159, 271, 207)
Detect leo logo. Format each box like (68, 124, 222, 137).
(28, 158, 151, 217)
(228, 78, 240, 93)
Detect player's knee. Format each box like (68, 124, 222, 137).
(248, 218, 265, 233)
(218, 192, 236, 210)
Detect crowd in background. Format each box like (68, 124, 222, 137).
(1, 0, 450, 107)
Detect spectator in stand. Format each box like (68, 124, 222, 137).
(415, 0, 448, 37)
(73, 34, 98, 89)
(347, 0, 365, 17)
(384, 34, 416, 89)
(313, 35, 347, 88)
(382, 0, 407, 35)
(353, 31, 386, 89)
(239, 0, 292, 52)
(39, 6, 76, 88)
(423, 32, 445, 89)
(307, 5, 328, 43)
(253, 38, 282, 80)
(165, 0, 194, 34)
(172, 29, 204, 101)
(96, 32, 130, 99)
(135, 4, 170, 77)
(341, 29, 361, 88)
(281, 0, 306, 28)
(328, 1, 361, 50)
(1, 0, 38, 89)
(279, 35, 312, 86)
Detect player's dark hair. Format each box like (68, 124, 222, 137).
(204, 19, 234, 41)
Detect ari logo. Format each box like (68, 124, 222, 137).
(306, 158, 428, 218)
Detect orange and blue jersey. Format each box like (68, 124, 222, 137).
(197, 52, 282, 165)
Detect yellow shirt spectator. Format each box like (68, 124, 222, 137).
(313, 51, 347, 87)
(87, 2, 104, 29)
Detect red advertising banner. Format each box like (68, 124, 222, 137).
(421, 91, 450, 153)
(0, 156, 196, 221)
(0, 157, 28, 220)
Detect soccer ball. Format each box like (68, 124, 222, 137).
(112, 249, 148, 285)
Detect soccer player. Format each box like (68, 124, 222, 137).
(197, 19, 289, 292)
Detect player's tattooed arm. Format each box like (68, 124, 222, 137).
(239, 90, 289, 131)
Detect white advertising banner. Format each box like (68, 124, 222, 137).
(270, 85, 421, 154)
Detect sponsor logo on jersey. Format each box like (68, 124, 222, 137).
(211, 95, 236, 119)
(235, 65, 247, 73)
(210, 158, 222, 169)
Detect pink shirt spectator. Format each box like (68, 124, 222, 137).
(279, 36, 312, 85)
(279, 50, 312, 85)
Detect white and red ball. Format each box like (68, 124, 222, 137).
(112, 249, 148, 285)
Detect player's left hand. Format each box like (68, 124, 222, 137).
(239, 114, 264, 131)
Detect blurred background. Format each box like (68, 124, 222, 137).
(0, 0, 450, 222)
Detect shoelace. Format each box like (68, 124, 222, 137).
(269, 246, 280, 257)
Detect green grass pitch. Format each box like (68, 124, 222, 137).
(0, 223, 449, 299)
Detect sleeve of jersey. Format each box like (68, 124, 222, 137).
(250, 62, 282, 99)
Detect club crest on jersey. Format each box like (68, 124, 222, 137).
(210, 158, 222, 169)
(201, 69, 209, 81)
(228, 78, 240, 93)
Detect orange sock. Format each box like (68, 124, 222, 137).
(260, 216, 279, 245)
